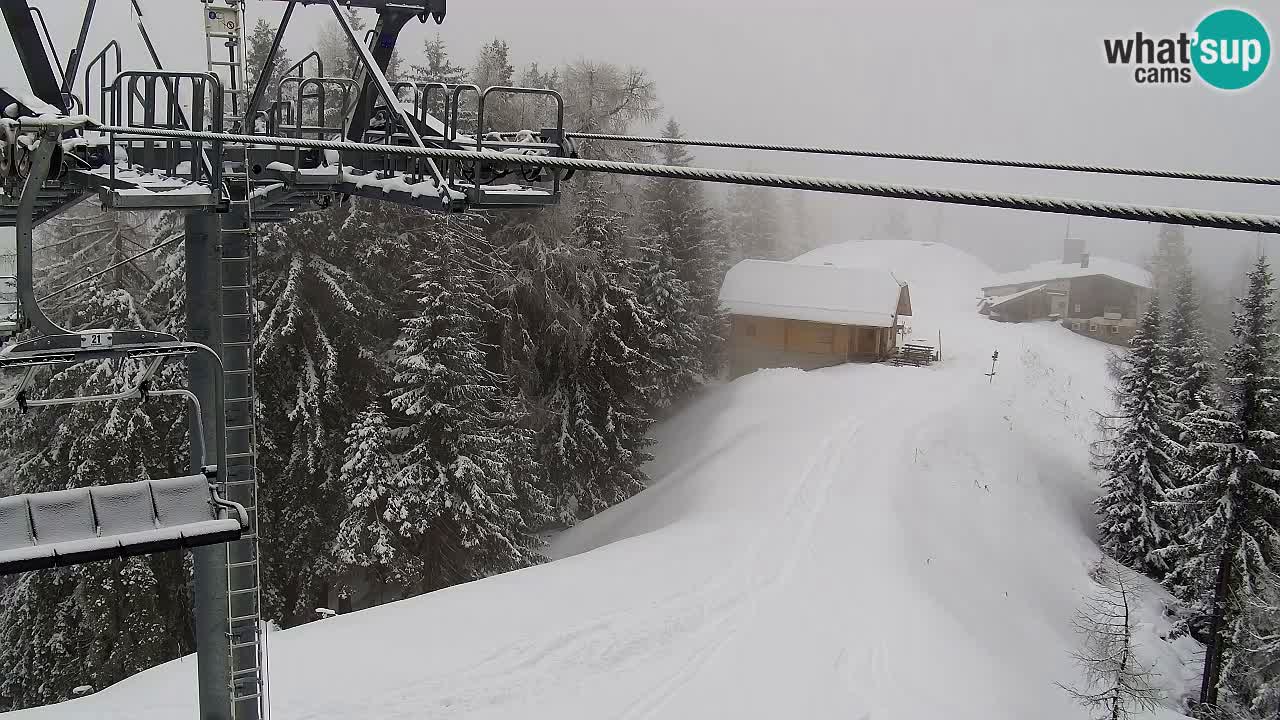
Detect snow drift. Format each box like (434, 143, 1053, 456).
(6, 240, 1199, 720)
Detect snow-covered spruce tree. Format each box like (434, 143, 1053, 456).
(409, 33, 470, 124)
(1150, 224, 1192, 311)
(543, 178, 654, 519)
(411, 33, 469, 85)
(1165, 268, 1218, 429)
(492, 207, 583, 385)
(1240, 603, 1280, 718)
(245, 18, 293, 122)
(1154, 267, 1221, 601)
(389, 221, 545, 592)
(471, 38, 516, 132)
(634, 242, 702, 409)
(1165, 257, 1280, 715)
(1097, 300, 1183, 577)
(0, 571, 88, 709)
(638, 118, 730, 382)
(726, 183, 782, 262)
(256, 204, 381, 626)
(333, 402, 415, 603)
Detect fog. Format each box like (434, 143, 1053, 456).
(3, 0, 1278, 279)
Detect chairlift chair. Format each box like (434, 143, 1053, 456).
(0, 329, 247, 575)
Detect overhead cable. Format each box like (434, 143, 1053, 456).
(567, 131, 1280, 188)
(39, 231, 184, 302)
(96, 124, 1280, 235)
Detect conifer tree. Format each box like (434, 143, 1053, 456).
(334, 403, 414, 602)
(256, 205, 380, 625)
(1097, 301, 1183, 576)
(635, 244, 702, 409)
(1242, 608, 1280, 717)
(412, 33, 469, 84)
(409, 33, 468, 121)
(726, 184, 781, 261)
(0, 571, 89, 709)
(637, 117, 727, 387)
(245, 18, 293, 119)
(1165, 268, 1217, 427)
(1150, 224, 1192, 310)
(1153, 267, 1220, 597)
(472, 39, 515, 88)
(472, 39, 516, 132)
(1166, 257, 1280, 714)
(389, 221, 544, 591)
(543, 179, 654, 518)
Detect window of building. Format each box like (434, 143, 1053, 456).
(745, 323, 757, 337)
(1088, 322, 1098, 333)
(1074, 303, 1082, 314)
(1109, 325, 1120, 335)
(1072, 321, 1082, 331)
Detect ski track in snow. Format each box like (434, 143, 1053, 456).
(396, 410, 879, 718)
(4, 241, 1204, 720)
(618, 414, 869, 720)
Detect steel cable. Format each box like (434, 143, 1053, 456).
(38, 231, 184, 302)
(93, 124, 1280, 234)
(566, 131, 1280, 188)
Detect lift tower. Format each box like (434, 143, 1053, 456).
(0, 1, 573, 718)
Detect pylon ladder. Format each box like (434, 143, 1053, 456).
(220, 208, 264, 720)
(202, 0, 250, 132)
(203, 3, 265, 718)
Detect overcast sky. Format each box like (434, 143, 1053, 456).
(3, 0, 1279, 275)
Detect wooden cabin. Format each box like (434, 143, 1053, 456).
(719, 259, 912, 379)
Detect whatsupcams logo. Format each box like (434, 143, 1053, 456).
(1103, 8, 1270, 89)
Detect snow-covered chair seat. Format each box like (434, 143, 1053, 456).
(0, 475, 247, 575)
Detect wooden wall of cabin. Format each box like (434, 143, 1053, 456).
(728, 315, 890, 378)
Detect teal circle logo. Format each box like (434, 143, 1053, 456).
(1193, 9, 1270, 90)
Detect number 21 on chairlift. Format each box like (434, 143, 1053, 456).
(80, 331, 113, 349)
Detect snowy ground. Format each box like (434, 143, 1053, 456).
(7, 240, 1200, 719)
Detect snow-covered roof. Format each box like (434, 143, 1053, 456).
(984, 256, 1151, 290)
(719, 259, 907, 327)
(985, 284, 1046, 308)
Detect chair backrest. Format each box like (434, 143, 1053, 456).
(90, 481, 159, 536)
(0, 496, 34, 552)
(28, 488, 99, 545)
(151, 474, 216, 528)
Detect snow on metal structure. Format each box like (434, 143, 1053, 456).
(0, 474, 248, 575)
(0, 328, 244, 571)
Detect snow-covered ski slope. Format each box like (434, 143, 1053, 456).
(8, 240, 1200, 719)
